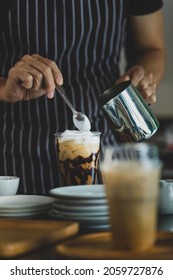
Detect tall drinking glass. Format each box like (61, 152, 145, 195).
(55, 130, 101, 186)
(101, 143, 162, 251)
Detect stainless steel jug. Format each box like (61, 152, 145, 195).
(99, 81, 159, 143)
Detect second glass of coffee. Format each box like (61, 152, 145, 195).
(101, 143, 161, 251)
(55, 130, 101, 186)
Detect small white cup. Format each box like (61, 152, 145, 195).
(0, 176, 20, 196)
(159, 179, 173, 214)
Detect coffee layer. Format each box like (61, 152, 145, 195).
(59, 151, 99, 186)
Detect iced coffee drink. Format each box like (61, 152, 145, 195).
(101, 144, 161, 251)
(55, 130, 101, 186)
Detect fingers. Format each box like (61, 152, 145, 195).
(137, 72, 153, 91)
(20, 55, 54, 98)
(18, 55, 63, 98)
(7, 54, 63, 101)
(13, 62, 43, 90)
(139, 83, 157, 104)
(9, 66, 33, 88)
(116, 65, 157, 104)
(136, 72, 156, 104)
(31, 54, 63, 85)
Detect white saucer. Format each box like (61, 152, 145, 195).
(49, 184, 106, 200)
(0, 205, 51, 214)
(53, 203, 109, 213)
(54, 197, 107, 206)
(0, 195, 55, 210)
(52, 206, 108, 217)
(0, 208, 51, 217)
(48, 210, 109, 225)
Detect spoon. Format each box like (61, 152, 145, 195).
(56, 86, 91, 131)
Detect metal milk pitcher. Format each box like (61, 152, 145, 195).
(99, 81, 159, 143)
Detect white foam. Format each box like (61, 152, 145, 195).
(58, 130, 100, 144)
(61, 130, 92, 137)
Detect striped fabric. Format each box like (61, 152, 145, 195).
(0, 0, 163, 194)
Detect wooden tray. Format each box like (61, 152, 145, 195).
(56, 231, 173, 260)
(0, 219, 79, 258)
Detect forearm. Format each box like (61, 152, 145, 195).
(125, 10, 165, 86)
(127, 48, 165, 85)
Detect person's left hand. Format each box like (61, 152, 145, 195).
(115, 65, 157, 104)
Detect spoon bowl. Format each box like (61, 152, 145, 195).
(56, 86, 91, 131)
(73, 112, 91, 131)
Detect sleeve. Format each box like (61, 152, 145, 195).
(129, 0, 163, 16)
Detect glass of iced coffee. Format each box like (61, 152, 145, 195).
(55, 130, 101, 186)
(101, 143, 162, 251)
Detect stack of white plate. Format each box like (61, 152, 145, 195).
(49, 184, 110, 231)
(0, 195, 55, 217)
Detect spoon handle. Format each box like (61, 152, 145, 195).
(56, 86, 76, 114)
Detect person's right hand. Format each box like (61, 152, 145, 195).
(116, 65, 157, 104)
(0, 54, 63, 102)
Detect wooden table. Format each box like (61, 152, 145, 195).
(55, 231, 173, 260)
(0, 212, 173, 260)
(0, 218, 79, 259)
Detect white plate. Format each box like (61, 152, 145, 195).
(0, 208, 51, 217)
(49, 184, 106, 199)
(52, 206, 108, 217)
(53, 203, 109, 213)
(54, 197, 108, 206)
(48, 210, 109, 225)
(0, 205, 52, 214)
(0, 195, 55, 210)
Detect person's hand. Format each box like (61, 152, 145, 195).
(116, 65, 157, 104)
(1, 54, 63, 102)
